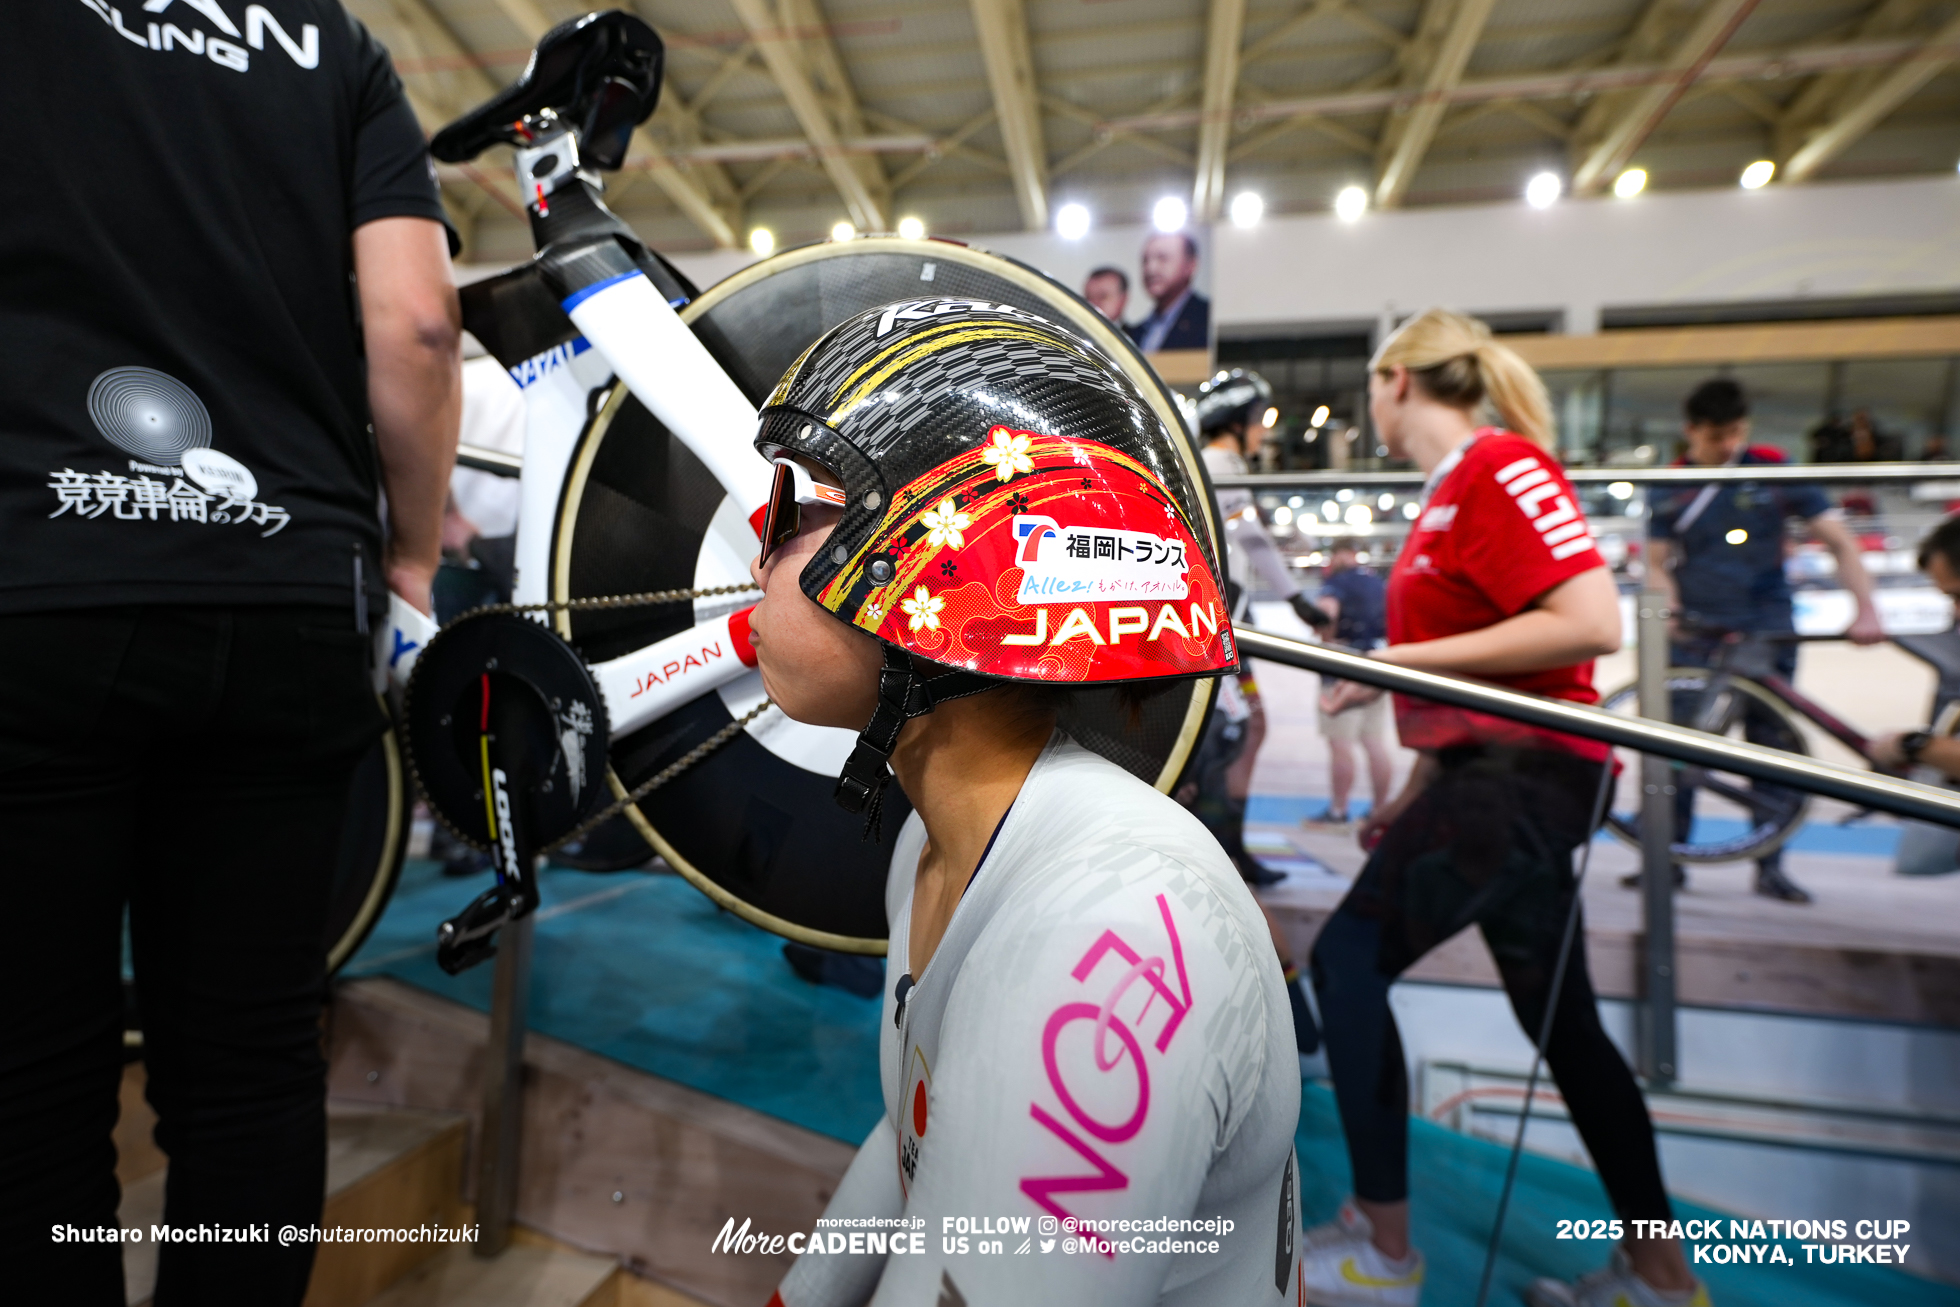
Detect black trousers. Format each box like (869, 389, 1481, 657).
(1309, 745, 1673, 1223)
(0, 605, 384, 1305)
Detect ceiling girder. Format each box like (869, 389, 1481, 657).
(1194, 0, 1250, 221)
(1374, 0, 1501, 210)
(727, 0, 887, 231)
(1783, 7, 1960, 181)
(1569, 0, 1761, 195)
(969, 0, 1051, 230)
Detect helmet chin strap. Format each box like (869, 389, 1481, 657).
(835, 643, 991, 839)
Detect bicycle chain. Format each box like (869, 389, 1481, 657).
(415, 582, 771, 858)
(450, 581, 759, 620)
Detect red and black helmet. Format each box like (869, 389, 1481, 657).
(753, 297, 1237, 816)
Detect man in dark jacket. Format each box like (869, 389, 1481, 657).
(0, 4, 461, 1301)
(1127, 232, 1211, 351)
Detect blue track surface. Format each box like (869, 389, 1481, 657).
(347, 854, 1948, 1305)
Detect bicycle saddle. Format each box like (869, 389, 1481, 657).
(430, 10, 663, 172)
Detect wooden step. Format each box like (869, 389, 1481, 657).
(118, 1089, 467, 1307)
(326, 978, 855, 1307)
(361, 1243, 615, 1307)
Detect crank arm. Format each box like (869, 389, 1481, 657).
(437, 884, 516, 974)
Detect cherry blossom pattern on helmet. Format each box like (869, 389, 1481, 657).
(753, 297, 1235, 819)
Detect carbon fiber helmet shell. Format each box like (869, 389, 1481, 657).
(1193, 368, 1275, 435)
(755, 297, 1237, 684)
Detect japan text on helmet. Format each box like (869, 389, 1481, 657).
(1193, 368, 1274, 437)
(754, 298, 1237, 817)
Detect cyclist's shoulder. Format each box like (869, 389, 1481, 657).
(1741, 446, 1792, 466)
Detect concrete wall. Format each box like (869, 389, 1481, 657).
(663, 175, 1960, 339)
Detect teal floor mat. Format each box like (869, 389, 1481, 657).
(343, 859, 886, 1143)
(1295, 1081, 1954, 1307)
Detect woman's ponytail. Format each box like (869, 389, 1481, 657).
(1372, 308, 1557, 450)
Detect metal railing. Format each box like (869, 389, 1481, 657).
(464, 447, 1960, 492)
(1234, 627, 1960, 825)
(1214, 460, 1960, 491)
(1236, 623, 1960, 1086)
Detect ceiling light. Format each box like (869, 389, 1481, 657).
(1608, 481, 1635, 500)
(1152, 196, 1189, 232)
(1334, 185, 1368, 222)
(1056, 202, 1092, 240)
(1261, 406, 1280, 427)
(830, 220, 856, 242)
(1402, 501, 1420, 520)
(896, 215, 926, 240)
(1272, 505, 1293, 525)
(1378, 493, 1395, 510)
(1740, 159, 1775, 190)
(748, 227, 775, 257)
(1344, 503, 1373, 526)
(1613, 168, 1647, 199)
(1310, 404, 1331, 427)
(1229, 191, 1264, 228)
(1525, 171, 1562, 209)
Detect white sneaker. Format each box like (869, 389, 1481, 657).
(1299, 1199, 1425, 1306)
(1526, 1248, 1712, 1307)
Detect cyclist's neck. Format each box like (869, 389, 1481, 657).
(893, 700, 1052, 974)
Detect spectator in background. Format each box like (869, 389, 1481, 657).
(1128, 232, 1210, 351)
(1642, 378, 1883, 904)
(1082, 265, 1129, 325)
(1814, 409, 1904, 464)
(1870, 516, 1960, 877)
(1315, 540, 1394, 824)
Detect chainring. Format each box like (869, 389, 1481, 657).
(402, 610, 613, 854)
(548, 237, 1220, 954)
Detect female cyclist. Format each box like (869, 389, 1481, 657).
(1299, 311, 1706, 1307)
(746, 299, 1304, 1306)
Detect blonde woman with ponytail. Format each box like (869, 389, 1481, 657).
(1299, 311, 1708, 1307)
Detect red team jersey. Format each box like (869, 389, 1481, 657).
(1387, 430, 1611, 761)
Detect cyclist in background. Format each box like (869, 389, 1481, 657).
(1642, 379, 1883, 904)
(1186, 369, 1330, 882)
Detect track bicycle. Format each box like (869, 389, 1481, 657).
(361, 11, 1224, 971)
(1598, 619, 1960, 863)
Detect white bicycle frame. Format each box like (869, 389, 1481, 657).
(376, 122, 829, 766)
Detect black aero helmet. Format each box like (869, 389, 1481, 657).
(1193, 368, 1275, 436)
(753, 297, 1237, 819)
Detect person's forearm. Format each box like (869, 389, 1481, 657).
(1380, 609, 1612, 677)
(356, 216, 463, 614)
(1921, 736, 1960, 779)
(1813, 516, 1877, 608)
(371, 345, 459, 583)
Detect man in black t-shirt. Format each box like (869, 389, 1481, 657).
(1, 4, 460, 1301)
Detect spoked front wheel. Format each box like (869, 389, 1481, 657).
(1600, 668, 1812, 864)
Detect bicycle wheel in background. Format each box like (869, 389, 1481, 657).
(552, 236, 1220, 953)
(1599, 669, 1812, 864)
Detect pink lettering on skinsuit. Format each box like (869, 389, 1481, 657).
(1020, 894, 1192, 1255)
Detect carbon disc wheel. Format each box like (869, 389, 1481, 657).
(551, 237, 1220, 952)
